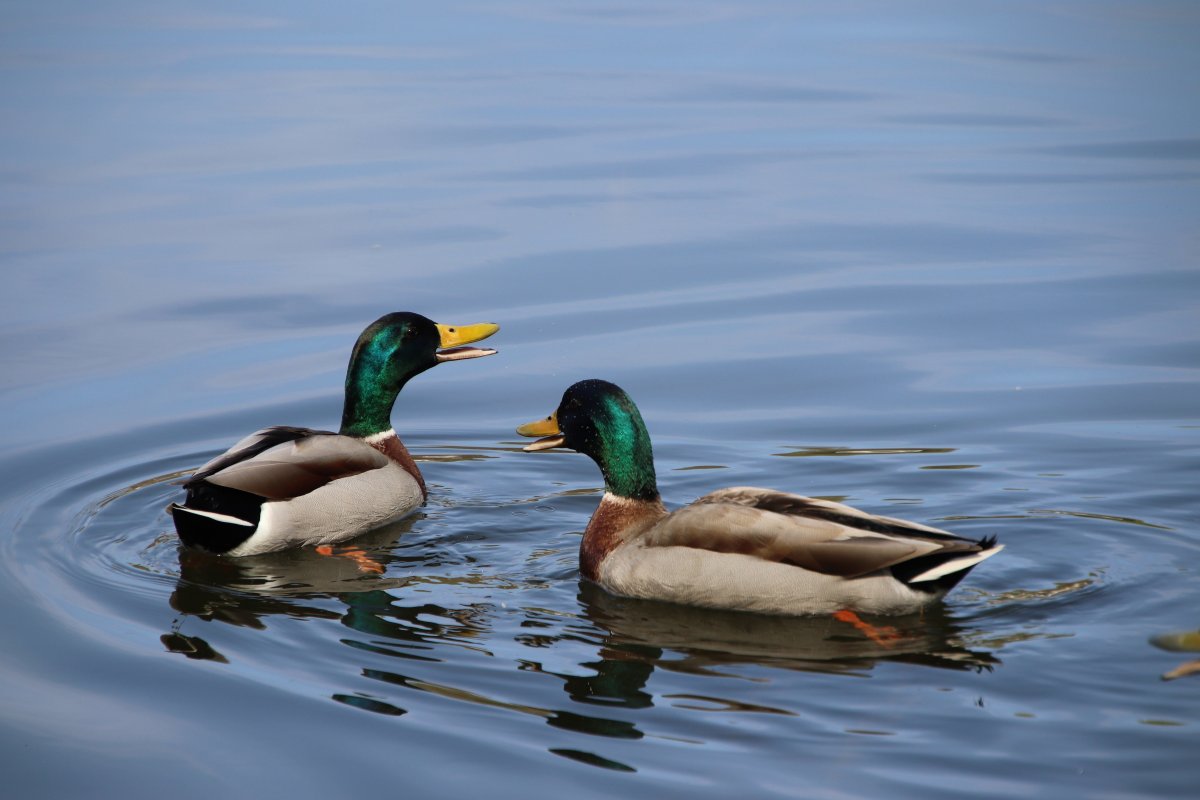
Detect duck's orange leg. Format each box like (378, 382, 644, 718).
(316, 544, 385, 574)
(833, 609, 902, 647)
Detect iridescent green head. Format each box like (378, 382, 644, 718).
(340, 312, 498, 438)
(518, 379, 659, 501)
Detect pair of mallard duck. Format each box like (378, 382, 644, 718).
(171, 312, 1003, 616)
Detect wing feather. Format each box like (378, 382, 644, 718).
(200, 432, 388, 501)
(190, 426, 331, 479)
(650, 487, 979, 579)
(695, 487, 964, 539)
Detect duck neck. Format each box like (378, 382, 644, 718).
(340, 392, 398, 438)
(598, 456, 659, 503)
(588, 407, 660, 502)
(339, 363, 408, 438)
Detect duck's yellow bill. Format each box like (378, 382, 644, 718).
(435, 322, 499, 361)
(517, 412, 565, 451)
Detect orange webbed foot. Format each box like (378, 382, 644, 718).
(315, 544, 385, 574)
(833, 609, 902, 648)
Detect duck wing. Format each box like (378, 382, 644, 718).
(646, 486, 994, 580)
(189, 426, 389, 501)
(190, 426, 320, 478)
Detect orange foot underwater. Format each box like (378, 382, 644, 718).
(316, 544, 385, 574)
(833, 609, 903, 648)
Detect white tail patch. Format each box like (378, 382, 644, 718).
(908, 544, 1005, 583)
(174, 505, 254, 527)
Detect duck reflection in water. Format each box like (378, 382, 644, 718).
(162, 516, 998, 740)
(571, 582, 1000, 678)
(164, 517, 426, 659)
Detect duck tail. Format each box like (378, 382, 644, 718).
(889, 538, 1004, 594)
(907, 543, 1004, 584)
(169, 483, 263, 554)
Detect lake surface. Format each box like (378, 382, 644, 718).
(2, 2, 1198, 797)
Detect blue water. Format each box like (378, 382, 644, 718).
(2, 3, 1198, 797)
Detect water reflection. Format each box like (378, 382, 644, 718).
(774, 445, 957, 458)
(165, 535, 1001, 731)
(573, 582, 1000, 676)
(166, 544, 653, 740)
(160, 631, 230, 663)
(168, 518, 423, 625)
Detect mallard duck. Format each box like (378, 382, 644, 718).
(517, 379, 1003, 616)
(170, 312, 498, 556)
